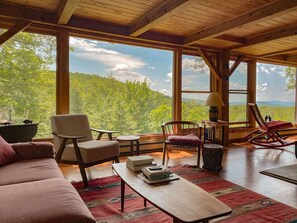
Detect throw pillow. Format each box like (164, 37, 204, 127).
(0, 135, 17, 166)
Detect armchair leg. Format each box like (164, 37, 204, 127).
(197, 145, 201, 167)
(72, 139, 89, 187)
(162, 143, 166, 165)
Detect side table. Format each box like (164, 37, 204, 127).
(117, 135, 140, 156)
(202, 143, 224, 171)
(202, 120, 228, 145)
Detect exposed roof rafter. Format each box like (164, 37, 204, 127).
(0, 20, 32, 45)
(184, 0, 297, 45)
(57, 0, 80, 24)
(129, 0, 193, 37)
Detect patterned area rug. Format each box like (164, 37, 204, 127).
(260, 164, 297, 185)
(72, 165, 297, 223)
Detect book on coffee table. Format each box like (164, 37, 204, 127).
(136, 173, 179, 184)
(126, 155, 156, 171)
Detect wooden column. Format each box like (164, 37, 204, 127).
(219, 50, 229, 145)
(173, 48, 182, 121)
(56, 31, 69, 114)
(248, 60, 257, 128)
(295, 68, 297, 123)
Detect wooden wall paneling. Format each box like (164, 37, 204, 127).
(173, 48, 182, 121)
(56, 31, 69, 114)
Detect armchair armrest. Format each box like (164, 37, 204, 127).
(11, 142, 55, 161)
(52, 132, 86, 140)
(91, 128, 120, 140)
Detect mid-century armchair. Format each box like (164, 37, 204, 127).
(161, 121, 202, 167)
(50, 114, 120, 187)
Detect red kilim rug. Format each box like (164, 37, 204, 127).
(72, 165, 297, 223)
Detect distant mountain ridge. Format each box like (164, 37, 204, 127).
(229, 101, 294, 107)
(256, 101, 294, 107)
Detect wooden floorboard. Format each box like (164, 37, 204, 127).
(59, 138, 297, 209)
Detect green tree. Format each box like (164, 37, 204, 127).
(0, 30, 56, 137)
(285, 67, 296, 91)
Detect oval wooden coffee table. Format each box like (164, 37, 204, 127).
(117, 135, 140, 156)
(112, 163, 232, 223)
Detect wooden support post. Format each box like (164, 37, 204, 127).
(248, 60, 257, 128)
(173, 49, 182, 121)
(219, 50, 229, 145)
(56, 31, 69, 114)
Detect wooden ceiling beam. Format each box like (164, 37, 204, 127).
(228, 55, 245, 77)
(215, 35, 245, 44)
(197, 48, 221, 79)
(129, 0, 193, 37)
(184, 0, 297, 45)
(57, 0, 80, 24)
(0, 2, 184, 45)
(245, 24, 297, 46)
(259, 47, 297, 57)
(0, 20, 32, 45)
(286, 55, 297, 62)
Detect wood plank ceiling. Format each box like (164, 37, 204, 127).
(1, 0, 297, 66)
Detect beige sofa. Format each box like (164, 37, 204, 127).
(0, 141, 96, 223)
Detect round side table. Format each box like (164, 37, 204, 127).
(202, 144, 224, 171)
(117, 135, 140, 156)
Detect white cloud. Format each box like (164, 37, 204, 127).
(70, 38, 146, 70)
(112, 63, 129, 71)
(112, 70, 152, 85)
(160, 89, 171, 96)
(256, 83, 268, 92)
(166, 72, 172, 82)
(182, 58, 196, 71)
(230, 81, 246, 89)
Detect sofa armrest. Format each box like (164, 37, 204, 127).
(10, 142, 55, 161)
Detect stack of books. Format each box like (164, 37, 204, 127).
(142, 165, 172, 180)
(126, 155, 156, 171)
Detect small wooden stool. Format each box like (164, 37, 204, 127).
(117, 135, 140, 156)
(202, 144, 224, 171)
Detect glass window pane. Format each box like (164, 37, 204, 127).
(256, 63, 295, 122)
(229, 94, 247, 122)
(182, 93, 209, 122)
(182, 55, 210, 91)
(69, 37, 173, 134)
(229, 62, 247, 90)
(0, 29, 56, 138)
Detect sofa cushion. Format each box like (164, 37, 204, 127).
(0, 135, 16, 166)
(0, 178, 96, 223)
(11, 142, 55, 160)
(0, 158, 64, 186)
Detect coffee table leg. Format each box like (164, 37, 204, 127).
(121, 179, 125, 212)
(130, 141, 134, 155)
(136, 140, 140, 155)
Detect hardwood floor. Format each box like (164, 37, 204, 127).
(59, 139, 297, 209)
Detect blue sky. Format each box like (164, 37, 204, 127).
(69, 37, 295, 102)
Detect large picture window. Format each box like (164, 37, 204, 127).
(69, 37, 173, 134)
(181, 55, 210, 122)
(256, 63, 295, 123)
(0, 30, 56, 138)
(229, 61, 248, 127)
